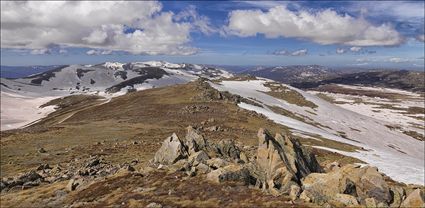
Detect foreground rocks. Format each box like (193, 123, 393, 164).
(0, 155, 132, 192)
(151, 126, 424, 207)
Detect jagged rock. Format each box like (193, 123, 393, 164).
(206, 164, 250, 184)
(330, 193, 359, 207)
(401, 189, 425, 208)
(154, 133, 187, 165)
(302, 164, 391, 205)
(206, 158, 228, 169)
(289, 185, 301, 201)
(254, 129, 321, 195)
(184, 126, 207, 154)
(212, 139, 241, 161)
(365, 197, 377, 208)
(188, 150, 210, 166)
(389, 186, 405, 208)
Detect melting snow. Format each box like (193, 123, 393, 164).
(211, 79, 425, 185)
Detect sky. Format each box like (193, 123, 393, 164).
(1, 1, 424, 69)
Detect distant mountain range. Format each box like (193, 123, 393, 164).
(0, 65, 64, 78)
(1, 61, 232, 96)
(241, 65, 425, 92)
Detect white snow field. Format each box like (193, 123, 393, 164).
(0, 92, 59, 131)
(0, 61, 232, 130)
(308, 84, 424, 137)
(211, 79, 424, 185)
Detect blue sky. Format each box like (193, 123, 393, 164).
(1, 1, 424, 69)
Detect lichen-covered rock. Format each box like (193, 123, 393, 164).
(330, 193, 359, 207)
(212, 139, 241, 161)
(302, 164, 392, 205)
(188, 150, 210, 166)
(365, 197, 377, 208)
(389, 186, 405, 208)
(206, 158, 229, 169)
(253, 128, 321, 195)
(184, 126, 207, 154)
(206, 164, 250, 184)
(401, 189, 425, 208)
(289, 185, 301, 201)
(154, 133, 187, 165)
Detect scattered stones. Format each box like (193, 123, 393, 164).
(37, 164, 51, 171)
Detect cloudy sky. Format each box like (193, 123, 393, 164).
(1, 1, 424, 69)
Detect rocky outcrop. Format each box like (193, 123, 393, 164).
(251, 129, 321, 195)
(301, 164, 393, 206)
(149, 126, 421, 208)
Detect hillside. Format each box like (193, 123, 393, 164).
(1, 77, 424, 207)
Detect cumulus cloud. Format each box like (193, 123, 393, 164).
(225, 6, 403, 46)
(336, 48, 346, 54)
(273, 49, 307, 56)
(350, 47, 362, 52)
(0, 1, 208, 55)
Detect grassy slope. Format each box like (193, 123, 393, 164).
(0, 80, 360, 207)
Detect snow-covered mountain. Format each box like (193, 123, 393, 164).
(1, 61, 233, 97)
(0, 61, 233, 130)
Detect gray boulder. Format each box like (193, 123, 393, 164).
(154, 133, 188, 165)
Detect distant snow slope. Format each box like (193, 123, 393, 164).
(211, 79, 424, 185)
(0, 61, 233, 130)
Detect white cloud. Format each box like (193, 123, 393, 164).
(291, 49, 307, 56)
(336, 48, 346, 54)
(388, 57, 410, 63)
(0, 1, 205, 55)
(350, 46, 362, 52)
(86, 49, 113, 56)
(273, 49, 307, 56)
(225, 5, 403, 46)
(174, 5, 216, 35)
